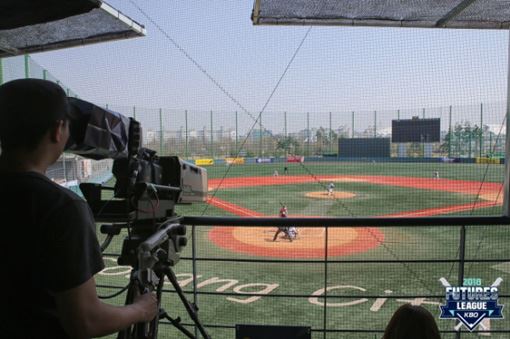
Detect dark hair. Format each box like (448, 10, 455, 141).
(382, 304, 441, 339)
(0, 78, 70, 152)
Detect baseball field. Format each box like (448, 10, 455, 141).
(95, 161, 510, 338)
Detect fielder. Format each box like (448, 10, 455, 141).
(327, 182, 335, 196)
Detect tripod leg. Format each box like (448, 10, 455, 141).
(117, 274, 156, 339)
(163, 267, 211, 339)
(160, 311, 197, 339)
(117, 279, 138, 339)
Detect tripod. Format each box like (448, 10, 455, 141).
(115, 222, 211, 339)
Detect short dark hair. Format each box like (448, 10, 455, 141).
(382, 304, 441, 339)
(0, 78, 70, 152)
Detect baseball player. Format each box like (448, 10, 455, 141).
(272, 205, 295, 242)
(327, 182, 335, 196)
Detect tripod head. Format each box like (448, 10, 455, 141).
(134, 221, 187, 291)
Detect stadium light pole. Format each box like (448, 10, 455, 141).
(0, 58, 3, 84)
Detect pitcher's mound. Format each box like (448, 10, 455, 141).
(305, 191, 356, 199)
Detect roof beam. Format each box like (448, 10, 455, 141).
(436, 0, 477, 27)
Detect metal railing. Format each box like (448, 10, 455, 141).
(114, 215, 508, 338)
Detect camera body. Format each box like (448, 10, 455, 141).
(65, 97, 207, 268)
(65, 97, 207, 223)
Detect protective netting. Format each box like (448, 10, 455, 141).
(2, 1, 510, 337)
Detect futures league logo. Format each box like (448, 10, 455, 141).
(439, 277, 504, 331)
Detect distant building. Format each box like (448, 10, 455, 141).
(248, 129, 273, 140)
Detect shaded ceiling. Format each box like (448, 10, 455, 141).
(0, 0, 145, 58)
(252, 0, 510, 29)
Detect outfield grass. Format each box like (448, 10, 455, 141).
(96, 161, 509, 338)
(204, 161, 505, 182)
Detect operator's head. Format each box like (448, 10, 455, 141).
(0, 78, 70, 158)
(382, 304, 440, 339)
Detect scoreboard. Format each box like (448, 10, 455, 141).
(392, 118, 440, 143)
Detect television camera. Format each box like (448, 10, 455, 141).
(65, 98, 210, 339)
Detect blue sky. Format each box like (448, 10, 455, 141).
(28, 1, 509, 132)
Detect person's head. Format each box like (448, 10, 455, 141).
(382, 304, 441, 339)
(0, 79, 70, 162)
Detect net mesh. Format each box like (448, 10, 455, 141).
(1, 1, 509, 336)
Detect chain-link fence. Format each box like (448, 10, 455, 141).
(2, 55, 506, 167)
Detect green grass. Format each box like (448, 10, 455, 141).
(95, 162, 510, 338)
(210, 182, 476, 217)
(205, 161, 505, 182)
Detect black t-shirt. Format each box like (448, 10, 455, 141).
(0, 171, 104, 339)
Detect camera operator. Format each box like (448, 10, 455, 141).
(0, 79, 158, 339)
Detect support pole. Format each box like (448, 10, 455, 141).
(284, 111, 287, 137)
(42, 69, 47, 80)
(322, 224, 329, 339)
(374, 111, 377, 137)
(307, 112, 310, 156)
(159, 108, 163, 155)
(185, 110, 189, 159)
(480, 103, 483, 158)
(24, 54, 30, 78)
(503, 28, 510, 216)
(210, 110, 214, 158)
(351, 111, 354, 138)
(235, 111, 238, 153)
(259, 112, 263, 158)
(191, 223, 199, 338)
(456, 225, 466, 339)
(448, 106, 452, 158)
(329, 111, 332, 154)
(0, 58, 4, 85)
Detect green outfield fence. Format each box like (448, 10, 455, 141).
(1, 55, 507, 166)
